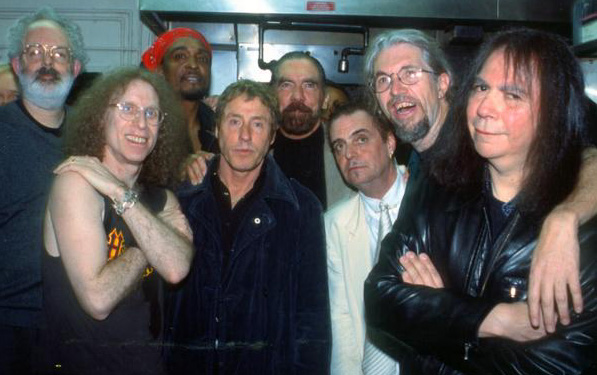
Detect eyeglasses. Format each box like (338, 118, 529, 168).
(21, 44, 72, 64)
(111, 102, 166, 126)
(371, 67, 437, 93)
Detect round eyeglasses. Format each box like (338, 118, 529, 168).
(111, 102, 166, 126)
(371, 67, 437, 93)
(22, 44, 72, 65)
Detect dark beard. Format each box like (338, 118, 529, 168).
(392, 116, 430, 144)
(181, 87, 208, 101)
(281, 101, 320, 136)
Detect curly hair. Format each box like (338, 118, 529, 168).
(7, 6, 88, 70)
(215, 80, 280, 137)
(63, 67, 189, 188)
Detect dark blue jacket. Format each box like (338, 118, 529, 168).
(165, 155, 331, 375)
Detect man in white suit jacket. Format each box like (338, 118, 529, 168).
(325, 102, 407, 374)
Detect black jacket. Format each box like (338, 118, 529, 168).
(165, 155, 331, 375)
(365, 178, 597, 375)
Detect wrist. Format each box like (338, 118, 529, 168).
(545, 205, 579, 230)
(112, 188, 139, 216)
(478, 303, 506, 338)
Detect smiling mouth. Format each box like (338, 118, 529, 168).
(125, 135, 148, 144)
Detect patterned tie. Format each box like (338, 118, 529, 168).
(362, 202, 398, 375)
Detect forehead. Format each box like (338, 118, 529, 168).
(479, 49, 536, 89)
(224, 94, 271, 118)
(165, 37, 208, 56)
(331, 110, 379, 139)
(118, 79, 159, 103)
(278, 58, 322, 82)
(374, 43, 426, 72)
(24, 20, 69, 47)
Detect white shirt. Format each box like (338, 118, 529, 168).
(360, 163, 408, 265)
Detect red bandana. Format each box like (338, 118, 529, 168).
(141, 28, 212, 71)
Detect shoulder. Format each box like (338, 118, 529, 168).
(325, 194, 359, 222)
(50, 171, 103, 212)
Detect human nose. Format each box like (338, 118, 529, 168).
(475, 91, 496, 119)
(389, 73, 408, 96)
(344, 142, 357, 160)
(239, 123, 251, 141)
(290, 85, 305, 101)
(41, 48, 53, 66)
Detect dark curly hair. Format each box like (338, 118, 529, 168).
(63, 67, 189, 188)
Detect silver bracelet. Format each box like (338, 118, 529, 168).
(112, 189, 139, 216)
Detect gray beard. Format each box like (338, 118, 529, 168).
(392, 116, 430, 144)
(18, 72, 74, 110)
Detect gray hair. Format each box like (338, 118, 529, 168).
(7, 6, 88, 70)
(363, 29, 452, 94)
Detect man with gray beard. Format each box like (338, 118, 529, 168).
(0, 7, 86, 374)
(270, 52, 352, 208)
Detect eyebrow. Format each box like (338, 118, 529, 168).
(375, 64, 420, 76)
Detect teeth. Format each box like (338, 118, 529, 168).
(185, 76, 199, 83)
(395, 102, 415, 111)
(125, 135, 147, 144)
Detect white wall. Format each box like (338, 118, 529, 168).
(0, 0, 154, 72)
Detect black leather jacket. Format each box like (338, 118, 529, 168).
(364, 178, 597, 375)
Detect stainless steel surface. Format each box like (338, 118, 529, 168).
(140, 0, 573, 24)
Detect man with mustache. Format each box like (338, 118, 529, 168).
(165, 80, 330, 374)
(363, 28, 597, 359)
(270, 52, 353, 208)
(325, 102, 406, 375)
(0, 7, 86, 374)
(142, 28, 218, 183)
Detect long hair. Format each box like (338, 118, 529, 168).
(63, 67, 188, 188)
(430, 28, 587, 217)
(7, 6, 88, 70)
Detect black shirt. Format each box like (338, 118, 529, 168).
(211, 167, 266, 271)
(272, 125, 327, 208)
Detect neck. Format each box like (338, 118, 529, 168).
(217, 158, 264, 207)
(181, 97, 200, 120)
(279, 120, 321, 140)
(361, 163, 398, 200)
(412, 98, 449, 153)
(487, 162, 524, 203)
(22, 98, 65, 129)
(102, 156, 142, 189)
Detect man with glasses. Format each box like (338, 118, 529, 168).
(0, 7, 86, 374)
(40, 67, 193, 375)
(363, 29, 597, 367)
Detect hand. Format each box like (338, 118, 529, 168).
(182, 152, 214, 185)
(399, 251, 444, 288)
(54, 156, 126, 201)
(479, 302, 548, 342)
(203, 95, 219, 111)
(528, 208, 582, 333)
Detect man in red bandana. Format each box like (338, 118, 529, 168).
(142, 28, 219, 162)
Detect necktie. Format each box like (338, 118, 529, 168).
(362, 202, 398, 375)
(376, 202, 393, 259)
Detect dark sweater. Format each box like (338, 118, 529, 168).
(0, 100, 63, 328)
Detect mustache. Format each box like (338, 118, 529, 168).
(389, 94, 418, 106)
(282, 101, 313, 115)
(35, 67, 60, 81)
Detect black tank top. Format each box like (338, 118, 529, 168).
(40, 187, 167, 375)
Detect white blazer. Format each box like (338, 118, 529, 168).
(325, 194, 371, 375)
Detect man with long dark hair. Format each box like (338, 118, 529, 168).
(363, 28, 597, 336)
(366, 28, 597, 374)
